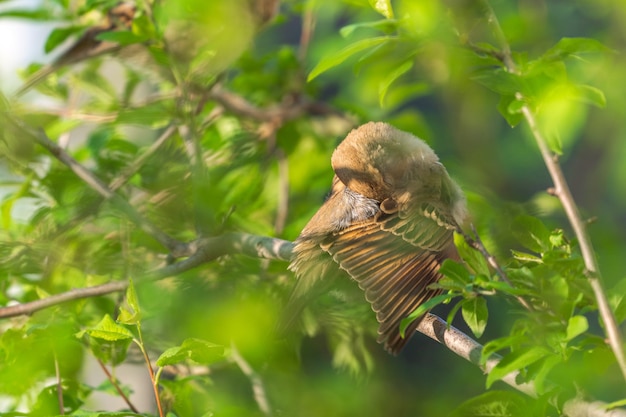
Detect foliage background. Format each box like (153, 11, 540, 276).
(0, 0, 625, 416)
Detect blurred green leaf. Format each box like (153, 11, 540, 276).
(369, 0, 394, 19)
(45, 26, 84, 54)
(156, 338, 225, 367)
(450, 390, 532, 417)
(378, 59, 412, 107)
(542, 37, 611, 62)
(486, 346, 550, 388)
(472, 68, 525, 96)
(339, 19, 398, 38)
(308, 36, 393, 81)
(511, 215, 551, 253)
(498, 95, 524, 127)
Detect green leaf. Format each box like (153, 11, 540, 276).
(570, 84, 606, 108)
(511, 215, 551, 253)
(399, 293, 457, 336)
(542, 37, 611, 62)
(565, 315, 588, 342)
(369, 0, 394, 19)
(510, 250, 542, 263)
(450, 390, 531, 417)
(156, 338, 225, 367)
(117, 279, 141, 325)
(80, 315, 134, 365)
(532, 354, 561, 394)
(45, 26, 84, 54)
(378, 59, 413, 107)
(453, 233, 490, 278)
(486, 346, 550, 388)
(498, 95, 524, 127)
(472, 68, 525, 96)
(307, 36, 392, 81)
(462, 297, 488, 338)
(83, 314, 134, 342)
(116, 102, 171, 128)
(339, 20, 398, 38)
(440, 258, 472, 285)
(0, 8, 55, 20)
(481, 334, 525, 365)
(609, 279, 626, 323)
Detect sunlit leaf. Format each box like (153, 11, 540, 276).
(117, 279, 140, 325)
(565, 315, 588, 342)
(369, 0, 394, 19)
(83, 314, 134, 341)
(156, 338, 225, 367)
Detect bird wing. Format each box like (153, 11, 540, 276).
(322, 199, 459, 354)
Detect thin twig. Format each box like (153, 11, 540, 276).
(478, 0, 626, 384)
(135, 336, 164, 417)
(462, 225, 534, 312)
(95, 357, 140, 413)
(54, 351, 65, 415)
(231, 343, 273, 416)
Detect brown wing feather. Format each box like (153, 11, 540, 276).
(321, 201, 458, 354)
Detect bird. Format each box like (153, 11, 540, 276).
(13, 2, 136, 97)
(285, 122, 468, 354)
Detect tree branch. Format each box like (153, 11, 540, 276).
(478, 0, 626, 384)
(0, 233, 293, 319)
(416, 314, 626, 417)
(1, 231, 623, 415)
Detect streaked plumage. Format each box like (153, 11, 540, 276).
(286, 122, 467, 354)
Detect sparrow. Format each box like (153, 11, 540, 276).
(285, 122, 468, 354)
